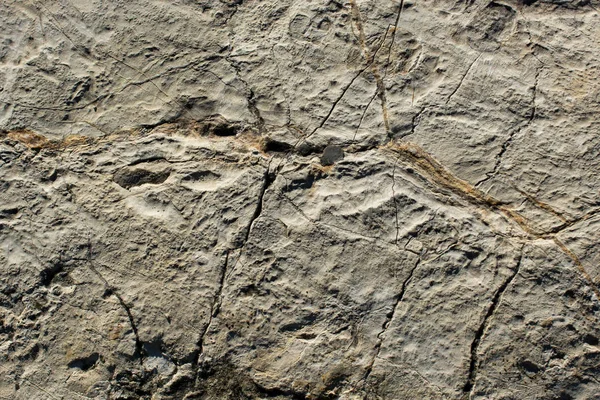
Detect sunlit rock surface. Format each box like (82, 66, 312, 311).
(1, 1, 600, 399)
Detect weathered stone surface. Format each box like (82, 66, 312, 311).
(1, 0, 600, 399)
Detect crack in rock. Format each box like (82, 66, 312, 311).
(85, 240, 145, 364)
(3, 3, 600, 397)
(476, 63, 542, 187)
(362, 257, 421, 385)
(195, 250, 230, 364)
(462, 249, 524, 396)
(446, 54, 482, 105)
(196, 161, 276, 363)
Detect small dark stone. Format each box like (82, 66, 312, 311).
(296, 142, 317, 156)
(320, 145, 344, 166)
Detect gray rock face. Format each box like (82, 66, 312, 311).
(1, 0, 600, 399)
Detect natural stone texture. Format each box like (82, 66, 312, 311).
(1, 0, 600, 399)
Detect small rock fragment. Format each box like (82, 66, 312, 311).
(320, 145, 344, 166)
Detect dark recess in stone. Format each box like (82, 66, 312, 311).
(583, 334, 599, 346)
(39, 263, 64, 286)
(285, 174, 317, 191)
(296, 142, 322, 157)
(0, 207, 19, 217)
(264, 139, 294, 153)
(182, 170, 220, 181)
(114, 168, 170, 189)
(212, 123, 238, 137)
(68, 353, 100, 371)
(519, 359, 541, 374)
(279, 313, 318, 332)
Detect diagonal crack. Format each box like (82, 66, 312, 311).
(195, 250, 230, 363)
(370, 0, 406, 138)
(117, 59, 205, 93)
(360, 241, 459, 392)
(352, 85, 379, 142)
(362, 256, 421, 385)
(514, 186, 568, 223)
(446, 54, 482, 105)
(306, 66, 370, 139)
(403, 105, 427, 139)
(349, 0, 390, 137)
(545, 206, 600, 235)
(377, 0, 405, 138)
(344, 20, 396, 142)
(337, 0, 404, 141)
(276, 188, 381, 242)
(29, 0, 208, 124)
(476, 64, 542, 187)
(225, 54, 266, 132)
(85, 240, 144, 364)
(528, 65, 541, 122)
(222, 2, 240, 26)
(305, 0, 406, 143)
(244, 160, 276, 244)
(383, 0, 405, 77)
(553, 238, 600, 301)
(247, 88, 266, 133)
(195, 161, 276, 363)
(475, 126, 519, 187)
(462, 248, 524, 396)
(385, 140, 600, 305)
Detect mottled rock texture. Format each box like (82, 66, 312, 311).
(1, 0, 600, 399)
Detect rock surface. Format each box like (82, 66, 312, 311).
(1, 0, 600, 399)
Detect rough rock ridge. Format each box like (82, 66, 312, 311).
(1, 0, 600, 399)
